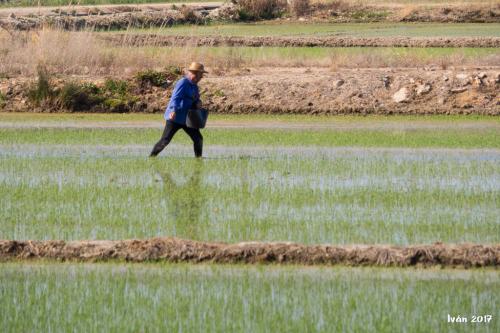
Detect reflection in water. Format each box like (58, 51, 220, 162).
(151, 160, 206, 240)
(238, 156, 252, 236)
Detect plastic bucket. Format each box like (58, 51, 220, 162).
(186, 108, 209, 129)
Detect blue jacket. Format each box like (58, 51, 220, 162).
(164, 77, 200, 125)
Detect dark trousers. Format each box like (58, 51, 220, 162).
(150, 121, 203, 157)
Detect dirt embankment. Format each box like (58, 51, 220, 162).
(1, 68, 499, 115)
(203, 68, 500, 115)
(0, 5, 216, 31)
(0, 2, 498, 31)
(105, 34, 500, 48)
(310, 2, 500, 23)
(0, 238, 498, 268)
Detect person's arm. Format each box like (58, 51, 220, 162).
(169, 79, 188, 120)
(193, 86, 202, 109)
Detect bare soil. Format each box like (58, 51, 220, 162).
(201, 68, 500, 116)
(206, 68, 500, 115)
(0, 238, 498, 268)
(0, 2, 221, 17)
(104, 34, 500, 48)
(1, 67, 499, 115)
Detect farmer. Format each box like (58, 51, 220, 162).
(149, 62, 208, 158)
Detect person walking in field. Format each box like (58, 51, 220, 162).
(150, 62, 209, 158)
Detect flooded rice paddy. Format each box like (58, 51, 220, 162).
(1, 143, 498, 244)
(131, 22, 500, 38)
(0, 263, 498, 332)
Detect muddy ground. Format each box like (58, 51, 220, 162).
(0, 238, 498, 268)
(1, 67, 499, 115)
(0, 2, 498, 31)
(105, 34, 500, 48)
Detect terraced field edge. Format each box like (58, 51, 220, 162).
(1, 238, 498, 268)
(106, 35, 500, 48)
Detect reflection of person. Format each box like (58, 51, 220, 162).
(149, 62, 208, 158)
(152, 160, 205, 240)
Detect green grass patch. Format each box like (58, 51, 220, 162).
(103, 78, 129, 96)
(40, 78, 139, 112)
(0, 263, 498, 332)
(135, 66, 182, 88)
(125, 22, 500, 38)
(27, 66, 55, 106)
(58, 82, 105, 111)
(0, 112, 497, 123)
(122, 46, 499, 64)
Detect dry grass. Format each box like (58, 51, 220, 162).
(234, 0, 288, 20)
(329, 52, 474, 70)
(315, 0, 351, 11)
(0, 29, 173, 76)
(1, 30, 116, 76)
(289, 0, 311, 17)
(1, 28, 498, 78)
(0, 29, 254, 76)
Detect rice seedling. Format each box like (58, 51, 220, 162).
(0, 126, 498, 148)
(1, 135, 497, 244)
(0, 263, 498, 332)
(132, 22, 500, 38)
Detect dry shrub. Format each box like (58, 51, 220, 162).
(233, 0, 287, 20)
(27, 64, 55, 106)
(211, 50, 245, 74)
(328, 51, 348, 71)
(317, 0, 350, 12)
(179, 5, 201, 24)
(290, 0, 311, 17)
(57, 81, 105, 111)
(135, 69, 172, 88)
(436, 53, 467, 70)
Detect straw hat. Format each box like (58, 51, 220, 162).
(187, 62, 208, 74)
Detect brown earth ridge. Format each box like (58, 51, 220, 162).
(0, 2, 498, 31)
(0, 238, 498, 268)
(1, 68, 499, 115)
(105, 34, 500, 48)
